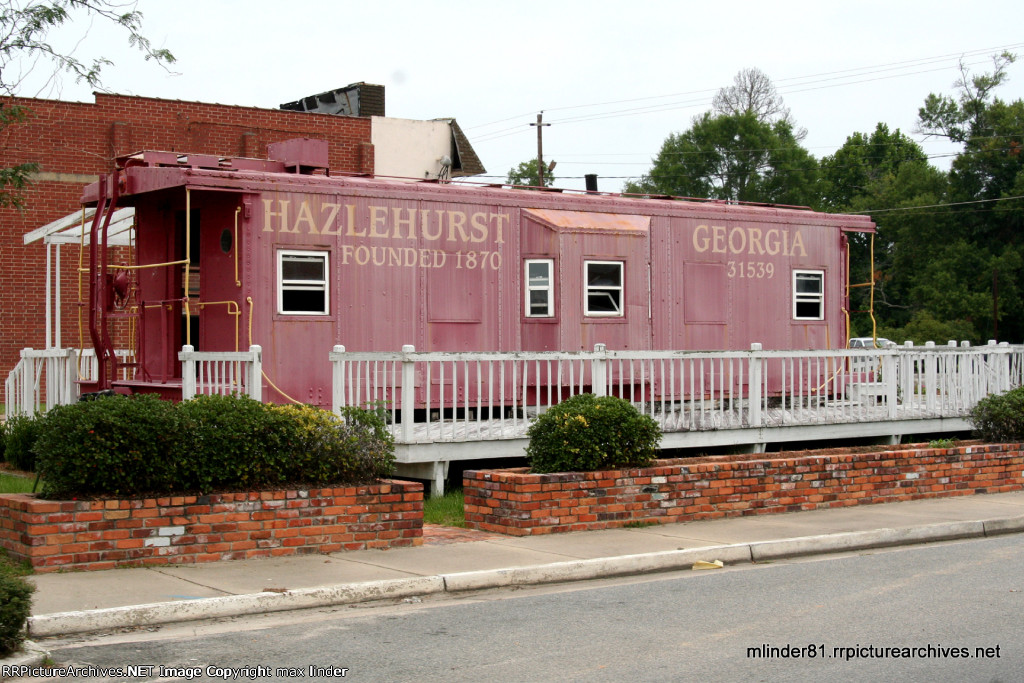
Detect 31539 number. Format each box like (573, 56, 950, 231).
(727, 261, 775, 279)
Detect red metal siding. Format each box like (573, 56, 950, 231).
(0, 94, 372, 379)
(89, 154, 874, 407)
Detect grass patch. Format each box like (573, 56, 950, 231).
(424, 488, 466, 527)
(0, 548, 32, 578)
(0, 472, 37, 495)
(623, 520, 658, 528)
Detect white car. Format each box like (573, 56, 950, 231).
(848, 337, 891, 349)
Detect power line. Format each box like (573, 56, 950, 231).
(466, 41, 1024, 134)
(469, 43, 1024, 144)
(843, 194, 1024, 215)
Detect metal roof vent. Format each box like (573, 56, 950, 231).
(267, 138, 329, 175)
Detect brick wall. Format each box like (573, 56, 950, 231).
(464, 444, 1024, 536)
(0, 93, 373, 380)
(0, 479, 422, 572)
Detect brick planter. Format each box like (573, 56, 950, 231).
(0, 480, 422, 572)
(464, 444, 1024, 536)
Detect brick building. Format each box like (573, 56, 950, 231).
(0, 83, 483, 381)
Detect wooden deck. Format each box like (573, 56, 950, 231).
(9, 342, 1015, 495)
(391, 398, 969, 446)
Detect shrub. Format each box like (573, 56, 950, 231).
(0, 573, 33, 657)
(0, 419, 6, 464)
(271, 404, 395, 486)
(968, 387, 1024, 442)
(30, 394, 395, 499)
(3, 414, 44, 472)
(175, 394, 296, 493)
(526, 394, 661, 474)
(34, 394, 182, 499)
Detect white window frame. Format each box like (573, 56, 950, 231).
(277, 249, 329, 315)
(585, 260, 624, 317)
(792, 269, 824, 320)
(524, 259, 554, 318)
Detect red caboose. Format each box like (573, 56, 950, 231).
(78, 138, 874, 408)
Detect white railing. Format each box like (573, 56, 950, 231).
(4, 348, 78, 417)
(4, 345, 263, 417)
(4, 348, 140, 417)
(76, 348, 138, 385)
(179, 345, 262, 401)
(329, 341, 1022, 443)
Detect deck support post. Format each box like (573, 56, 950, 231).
(431, 460, 449, 498)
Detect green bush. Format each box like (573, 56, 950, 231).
(3, 414, 45, 472)
(526, 394, 661, 474)
(176, 394, 296, 493)
(35, 394, 182, 498)
(0, 419, 7, 464)
(0, 573, 33, 657)
(968, 387, 1024, 442)
(31, 394, 395, 499)
(271, 404, 395, 486)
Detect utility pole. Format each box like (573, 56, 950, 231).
(531, 112, 550, 187)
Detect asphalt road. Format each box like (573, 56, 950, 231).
(22, 535, 1024, 682)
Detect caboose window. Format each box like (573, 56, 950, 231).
(278, 250, 329, 315)
(793, 270, 824, 320)
(525, 259, 554, 317)
(585, 261, 623, 317)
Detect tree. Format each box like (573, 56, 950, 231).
(916, 51, 1016, 144)
(506, 158, 554, 188)
(624, 111, 818, 206)
(818, 124, 949, 334)
(819, 123, 934, 210)
(0, 0, 175, 207)
(914, 52, 1024, 342)
(712, 67, 806, 140)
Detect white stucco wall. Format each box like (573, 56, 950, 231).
(371, 117, 453, 181)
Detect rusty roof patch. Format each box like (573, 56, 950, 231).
(524, 208, 650, 234)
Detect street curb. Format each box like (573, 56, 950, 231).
(982, 515, 1024, 536)
(26, 516, 1024, 638)
(748, 520, 986, 561)
(441, 544, 753, 593)
(28, 576, 444, 639)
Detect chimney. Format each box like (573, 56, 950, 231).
(585, 174, 598, 192)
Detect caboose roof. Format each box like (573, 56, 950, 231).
(77, 147, 876, 234)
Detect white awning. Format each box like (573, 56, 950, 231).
(23, 207, 135, 246)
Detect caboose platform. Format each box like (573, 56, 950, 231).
(7, 342, 1018, 495)
(333, 341, 1016, 492)
(389, 402, 971, 490)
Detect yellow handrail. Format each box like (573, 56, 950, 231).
(246, 295, 303, 404)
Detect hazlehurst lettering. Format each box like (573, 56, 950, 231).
(263, 197, 509, 245)
(692, 224, 806, 257)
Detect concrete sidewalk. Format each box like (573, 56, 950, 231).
(24, 491, 1024, 638)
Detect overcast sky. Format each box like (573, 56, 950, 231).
(18, 0, 1024, 193)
